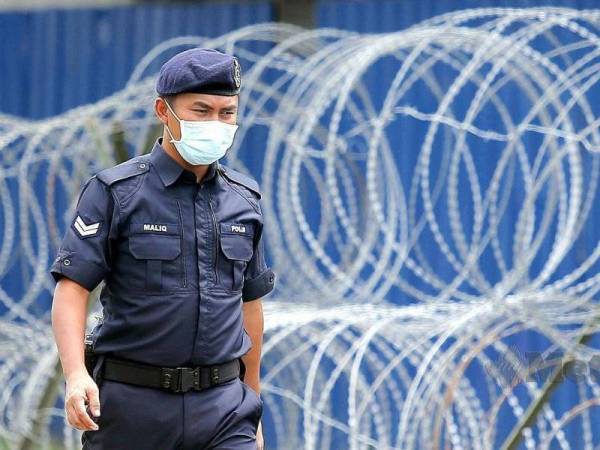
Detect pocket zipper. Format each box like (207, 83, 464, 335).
(208, 198, 219, 285)
(176, 200, 187, 287)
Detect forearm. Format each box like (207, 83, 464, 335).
(51, 278, 90, 382)
(241, 298, 264, 393)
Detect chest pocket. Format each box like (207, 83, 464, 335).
(128, 223, 182, 291)
(217, 222, 254, 292)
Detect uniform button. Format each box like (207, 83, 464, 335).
(139, 163, 147, 169)
(63, 259, 71, 266)
(268, 272, 274, 283)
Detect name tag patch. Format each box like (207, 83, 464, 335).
(143, 224, 168, 232)
(220, 222, 253, 236)
(130, 222, 179, 236)
(230, 224, 246, 233)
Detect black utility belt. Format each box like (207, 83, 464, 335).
(101, 355, 242, 393)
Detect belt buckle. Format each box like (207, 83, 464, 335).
(161, 367, 200, 393)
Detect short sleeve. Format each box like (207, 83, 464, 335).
(49, 175, 118, 292)
(242, 206, 275, 302)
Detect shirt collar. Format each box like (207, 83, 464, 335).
(150, 137, 220, 187)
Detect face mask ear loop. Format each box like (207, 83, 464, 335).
(163, 99, 181, 144)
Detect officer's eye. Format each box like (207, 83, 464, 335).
(221, 111, 236, 115)
(193, 109, 209, 114)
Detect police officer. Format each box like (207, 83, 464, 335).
(50, 48, 275, 449)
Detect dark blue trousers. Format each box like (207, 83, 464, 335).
(82, 357, 263, 449)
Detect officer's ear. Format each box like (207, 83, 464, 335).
(154, 95, 174, 126)
(154, 97, 168, 126)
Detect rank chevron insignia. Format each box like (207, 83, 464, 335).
(74, 215, 100, 237)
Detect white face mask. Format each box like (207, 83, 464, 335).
(164, 100, 238, 165)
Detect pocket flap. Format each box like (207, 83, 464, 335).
(129, 234, 181, 260)
(219, 233, 253, 261)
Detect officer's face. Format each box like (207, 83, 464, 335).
(156, 92, 238, 141)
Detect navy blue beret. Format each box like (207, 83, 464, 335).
(156, 48, 241, 96)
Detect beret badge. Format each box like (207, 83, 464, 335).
(233, 58, 241, 89)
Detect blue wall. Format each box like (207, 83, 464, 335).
(319, 0, 600, 32)
(0, 2, 273, 119)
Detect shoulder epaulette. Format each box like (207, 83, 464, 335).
(219, 165, 261, 199)
(96, 157, 150, 186)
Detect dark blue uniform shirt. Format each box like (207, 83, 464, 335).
(50, 138, 276, 366)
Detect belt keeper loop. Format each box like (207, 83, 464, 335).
(211, 366, 220, 385)
(161, 368, 175, 390)
(193, 367, 199, 389)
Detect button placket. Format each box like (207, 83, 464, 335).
(193, 185, 213, 356)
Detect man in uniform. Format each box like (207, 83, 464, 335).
(50, 47, 275, 449)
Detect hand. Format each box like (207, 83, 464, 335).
(256, 420, 264, 450)
(64, 370, 101, 431)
